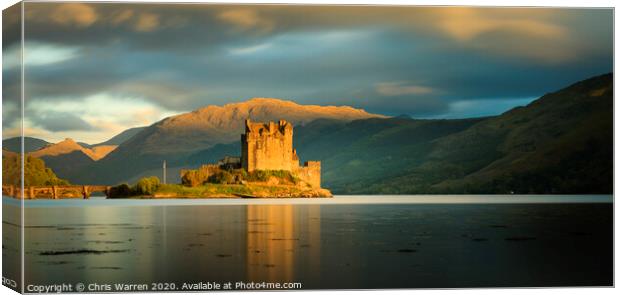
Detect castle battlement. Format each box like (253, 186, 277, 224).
(244, 120, 293, 138)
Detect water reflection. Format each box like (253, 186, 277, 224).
(246, 205, 321, 283)
(4, 198, 612, 289)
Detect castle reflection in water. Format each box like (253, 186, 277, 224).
(4, 197, 613, 289)
(246, 205, 321, 282)
(8, 201, 325, 288)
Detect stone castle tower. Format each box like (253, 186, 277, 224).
(241, 119, 321, 187)
(241, 119, 297, 172)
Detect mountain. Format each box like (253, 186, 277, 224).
(1, 126, 142, 155)
(89, 146, 118, 160)
(309, 73, 612, 194)
(122, 97, 385, 155)
(77, 142, 93, 148)
(35, 150, 95, 183)
(2, 137, 50, 153)
(427, 73, 613, 194)
(94, 126, 146, 146)
(181, 73, 612, 195)
(29, 138, 116, 161)
(291, 117, 486, 192)
(72, 98, 385, 184)
(72, 127, 146, 149)
(57, 74, 613, 194)
(27, 138, 118, 181)
(2, 132, 130, 183)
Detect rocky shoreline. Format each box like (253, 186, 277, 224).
(233, 188, 333, 198)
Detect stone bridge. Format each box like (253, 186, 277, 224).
(2, 185, 112, 199)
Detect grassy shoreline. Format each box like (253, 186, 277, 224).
(147, 183, 332, 199)
(107, 172, 332, 199)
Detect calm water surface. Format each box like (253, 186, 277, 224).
(2, 195, 613, 290)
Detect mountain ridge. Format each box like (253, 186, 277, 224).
(29, 138, 116, 161)
(129, 97, 386, 155)
(346, 73, 613, 194)
(94, 127, 146, 147)
(11, 74, 612, 194)
(2, 137, 50, 153)
(70, 97, 387, 184)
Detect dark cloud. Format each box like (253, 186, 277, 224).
(2, 2, 21, 50)
(29, 111, 96, 132)
(1, 3, 613, 142)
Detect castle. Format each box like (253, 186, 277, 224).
(241, 119, 321, 187)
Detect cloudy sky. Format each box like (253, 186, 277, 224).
(2, 2, 613, 144)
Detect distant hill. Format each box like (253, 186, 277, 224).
(30, 138, 116, 161)
(71, 98, 385, 184)
(2, 128, 141, 182)
(2, 127, 143, 153)
(292, 117, 486, 193)
(428, 73, 613, 194)
(2, 137, 50, 153)
(37, 150, 95, 183)
(53, 74, 613, 194)
(121, 97, 385, 155)
(94, 127, 146, 146)
(27, 138, 117, 181)
(77, 142, 93, 148)
(307, 73, 612, 194)
(183, 74, 611, 194)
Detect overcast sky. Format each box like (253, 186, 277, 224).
(2, 3, 613, 144)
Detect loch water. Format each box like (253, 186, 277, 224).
(2, 195, 613, 290)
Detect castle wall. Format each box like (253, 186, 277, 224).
(295, 161, 321, 188)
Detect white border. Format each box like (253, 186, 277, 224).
(0, 1, 616, 295)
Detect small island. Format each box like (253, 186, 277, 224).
(108, 119, 332, 199)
